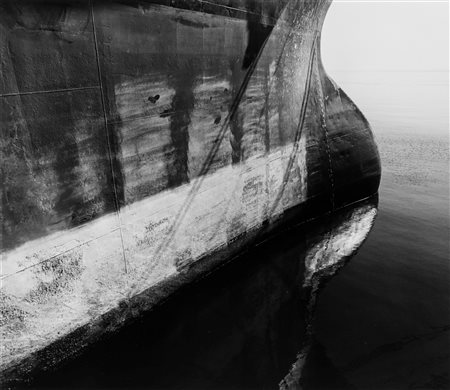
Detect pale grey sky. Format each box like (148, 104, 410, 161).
(321, 1, 449, 72)
(319, 0, 449, 137)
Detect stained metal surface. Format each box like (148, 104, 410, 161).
(0, 0, 381, 382)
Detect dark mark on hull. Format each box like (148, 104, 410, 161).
(147, 94, 160, 104)
(159, 108, 173, 118)
(174, 16, 210, 28)
(243, 0, 275, 70)
(229, 58, 245, 164)
(166, 60, 197, 187)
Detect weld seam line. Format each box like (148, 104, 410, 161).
(318, 75, 336, 211)
(0, 86, 100, 98)
(89, 0, 128, 273)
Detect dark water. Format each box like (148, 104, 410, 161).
(310, 71, 450, 389)
(312, 136, 450, 389)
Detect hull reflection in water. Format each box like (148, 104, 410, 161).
(29, 196, 378, 389)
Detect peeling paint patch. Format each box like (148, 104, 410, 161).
(25, 251, 84, 304)
(136, 218, 170, 249)
(0, 293, 26, 330)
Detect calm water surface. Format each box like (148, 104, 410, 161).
(309, 70, 449, 389)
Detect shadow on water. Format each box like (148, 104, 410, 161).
(26, 196, 378, 390)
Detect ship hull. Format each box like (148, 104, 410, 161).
(0, 0, 380, 382)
